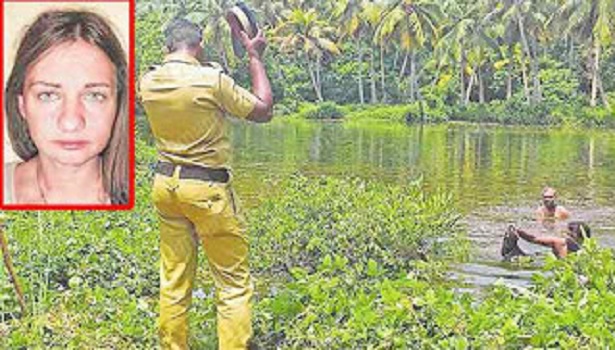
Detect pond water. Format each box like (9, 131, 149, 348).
(229, 118, 615, 290)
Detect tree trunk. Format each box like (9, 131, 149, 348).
(506, 43, 513, 99)
(370, 49, 378, 103)
(598, 74, 610, 108)
(478, 64, 485, 103)
(356, 36, 365, 104)
(517, 13, 539, 104)
(520, 59, 530, 103)
(465, 72, 475, 104)
(399, 51, 409, 79)
(306, 56, 323, 102)
(590, 39, 600, 107)
(380, 43, 386, 103)
(409, 50, 416, 102)
(528, 36, 542, 102)
(393, 50, 399, 73)
(518, 38, 531, 104)
(460, 49, 466, 105)
(316, 54, 323, 100)
(568, 36, 575, 72)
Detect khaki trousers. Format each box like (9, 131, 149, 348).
(152, 166, 253, 349)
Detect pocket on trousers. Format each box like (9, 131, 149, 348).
(179, 180, 230, 215)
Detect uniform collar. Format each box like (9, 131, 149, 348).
(163, 52, 201, 65)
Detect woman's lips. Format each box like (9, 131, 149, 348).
(54, 140, 89, 150)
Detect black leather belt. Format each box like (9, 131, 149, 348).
(155, 162, 230, 183)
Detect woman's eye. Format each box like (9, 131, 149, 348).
(37, 92, 60, 102)
(84, 91, 108, 102)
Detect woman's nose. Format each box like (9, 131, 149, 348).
(57, 96, 86, 132)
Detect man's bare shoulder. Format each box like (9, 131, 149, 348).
(555, 205, 571, 219)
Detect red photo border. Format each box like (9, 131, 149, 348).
(0, 0, 135, 210)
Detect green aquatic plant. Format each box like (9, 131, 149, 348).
(249, 175, 467, 279)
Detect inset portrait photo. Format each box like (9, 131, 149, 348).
(2, 0, 134, 209)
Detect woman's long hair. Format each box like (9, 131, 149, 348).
(4, 9, 128, 204)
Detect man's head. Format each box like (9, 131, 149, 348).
(542, 187, 558, 210)
(568, 221, 591, 242)
(164, 18, 202, 54)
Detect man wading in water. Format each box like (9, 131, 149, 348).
(139, 13, 273, 349)
(536, 187, 571, 224)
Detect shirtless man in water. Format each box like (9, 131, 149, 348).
(505, 221, 591, 259)
(536, 187, 570, 223)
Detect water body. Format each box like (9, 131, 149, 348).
(229, 119, 615, 289)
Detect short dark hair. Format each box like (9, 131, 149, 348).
(164, 18, 202, 52)
(568, 221, 591, 240)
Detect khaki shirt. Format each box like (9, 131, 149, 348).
(139, 52, 258, 169)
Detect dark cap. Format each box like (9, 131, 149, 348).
(225, 2, 258, 58)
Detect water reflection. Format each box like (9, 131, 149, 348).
(230, 119, 615, 288)
(231, 120, 615, 208)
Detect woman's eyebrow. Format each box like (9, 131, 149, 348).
(85, 82, 112, 88)
(28, 81, 112, 89)
(29, 81, 61, 88)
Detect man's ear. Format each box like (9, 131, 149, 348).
(18, 95, 26, 119)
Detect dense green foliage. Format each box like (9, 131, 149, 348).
(254, 241, 615, 348)
(285, 100, 615, 127)
(296, 102, 345, 120)
(250, 175, 466, 277)
(2, 137, 615, 347)
(136, 0, 615, 126)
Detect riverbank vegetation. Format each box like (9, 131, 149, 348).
(137, 0, 615, 127)
(289, 100, 615, 127)
(3, 141, 615, 347)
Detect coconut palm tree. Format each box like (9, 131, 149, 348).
(351, 2, 387, 104)
(549, 0, 613, 107)
(497, 0, 553, 104)
(334, 0, 370, 104)
(376, 0, 443, 102)
(434, 1, 478, 105)
(272, 8, 341, 101)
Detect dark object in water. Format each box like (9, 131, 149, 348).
(501, 225, 527, 262)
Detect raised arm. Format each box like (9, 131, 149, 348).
(239, 30, 273, 122)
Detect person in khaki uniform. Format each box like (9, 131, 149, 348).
(139, 18, 272, 349)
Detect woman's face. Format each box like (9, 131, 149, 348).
(18, 39, 117, 166)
